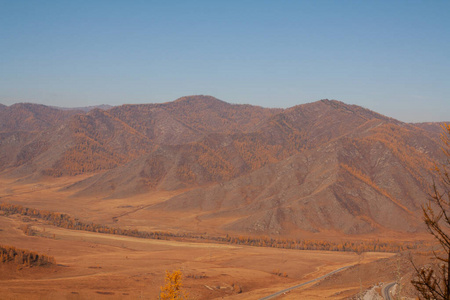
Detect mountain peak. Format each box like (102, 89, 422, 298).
(172, 95, 228, 106)
(313, 99, 394, 122)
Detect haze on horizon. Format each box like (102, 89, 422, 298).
(1, 1, 449, 123)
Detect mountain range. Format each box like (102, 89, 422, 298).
(0, 95, 446, 235)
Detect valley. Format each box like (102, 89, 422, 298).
(0, 174, 432, 299)
(0, 96, 447, 298)
(0, 205, 394, 299)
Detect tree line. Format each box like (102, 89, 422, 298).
(0, 244, 55, 267)
(0, 202, 420, 253)
(215, 234, 418, 253)
(0, 203, 173, 240)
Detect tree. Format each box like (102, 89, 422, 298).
(160, 270, 188, 300)
(412, 124, 450, 300)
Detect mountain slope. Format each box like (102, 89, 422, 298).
(151, 128, 434, 235)
(70, 99, 424, 196)
(0, 96, 445, 236)
(0, 96, 280, 177)
(0, 103, 78, 131)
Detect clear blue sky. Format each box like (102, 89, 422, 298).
(1, 0, 449, 122)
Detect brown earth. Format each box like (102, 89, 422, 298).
(0, 175, 432, 299)
(0, 213, 395, 300)
(0, 96, 446, 298)
(0, 176, 431, 242)
(0, 96, 446, 237)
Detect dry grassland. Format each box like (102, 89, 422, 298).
(0, 177, 408, 299)
(0, 213, 394, 299)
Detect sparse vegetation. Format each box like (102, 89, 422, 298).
(20, 224, 36, 236)
(0, 202, 421, 254)
(1, 98, 443, 238)
(271, 269, 288, 277)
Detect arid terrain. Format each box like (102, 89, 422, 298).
(1, 96, 446, 235)
(0, 178, 435, 299)
(0, 96, 447, 299)
(0, 209, 396, 299)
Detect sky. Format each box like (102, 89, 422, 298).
(0, 0, 449, 122)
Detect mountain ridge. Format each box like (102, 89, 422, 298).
(0, 95, 446, 236)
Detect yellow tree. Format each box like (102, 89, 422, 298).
(160, 270, 188, 300)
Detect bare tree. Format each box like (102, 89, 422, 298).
(412, 124, 450, 300)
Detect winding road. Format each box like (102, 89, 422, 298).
(381, 282, 396, 300)
(258, 265, 353, 300)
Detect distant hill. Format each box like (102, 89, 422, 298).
(51, 104, 114, 112)
(0, 103, 78, 131)
(0, 96, 446, 235)
(411, 122, 447, 134)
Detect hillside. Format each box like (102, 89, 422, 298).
(151, 123, 437, 235)
(0, 96, 445, 236)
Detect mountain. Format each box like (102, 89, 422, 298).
(0, 96, 281, 177)
(0, 103, 77, 131)
(154, 130, 433, 235)
(52, 104, 113, 112)
(0, 96, 446, 235)
(412, 122, 447, 134)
